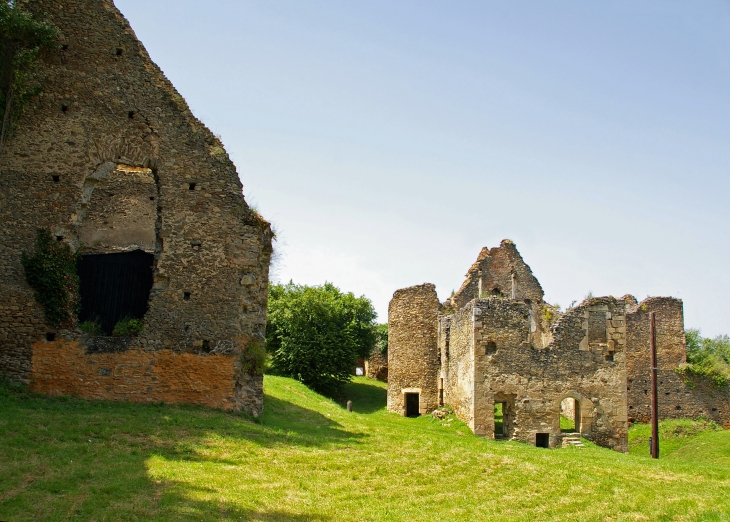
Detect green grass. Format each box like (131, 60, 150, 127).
(2, 377, 730, 521)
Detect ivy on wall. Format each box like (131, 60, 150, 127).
(21, 229, 79, 328)
(0, 1, 58, 165)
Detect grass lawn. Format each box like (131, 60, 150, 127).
(2, 376, 730, 521)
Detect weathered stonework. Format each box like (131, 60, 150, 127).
(387, 283, 440, 416)
(365, 346, 388, 382)
(0, 0, 271, 415)
(390, 240, 730, 450)
(626, 298, 730, 426)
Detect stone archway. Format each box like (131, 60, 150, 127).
(558, 392, 595, 435)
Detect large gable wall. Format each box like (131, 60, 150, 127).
(0, 0, 271, 414)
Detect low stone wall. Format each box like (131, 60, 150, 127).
(30, 340, 262, 413)
(365, 348, 388, 381)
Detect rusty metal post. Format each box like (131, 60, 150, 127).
(650, 311, 659, 459)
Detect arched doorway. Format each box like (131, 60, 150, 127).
(559, 393, 594, 435)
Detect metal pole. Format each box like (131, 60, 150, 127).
(650, 311, 659, 459)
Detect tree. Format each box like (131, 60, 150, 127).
(266, 281, 377, 394)
(681, 329, 730, 388)
(374, 323, 388, 355)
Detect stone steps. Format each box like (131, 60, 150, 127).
(562, 435, 586, 448)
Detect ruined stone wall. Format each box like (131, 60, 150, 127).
(444, 296, 628, 451)
(0, 0, 271, 415)
(626, 298, 730, 426)
(446, 240, 544, 311)
(387, 284, 440, 415)
(445, 240, 549, 347)
(439, 306, 475, 427)
(365, 346, 388, 382)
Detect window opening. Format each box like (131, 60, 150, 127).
(77, 250, 154, 335)
(485, 341, 497, 355)
(536, 433, 550, 448)
(405, 393, 420, 417)
(115, 47, 123, 56)
(188, 182, 196, 191)
(52, 175, 59, 182)
(61, 104, 69, 113)
(491, 288, 503, 297)
(438, 378, 444, 406)
(183, 292, 191, 301)
(45, 332, 55, 342)
(128, 111, 135, 119)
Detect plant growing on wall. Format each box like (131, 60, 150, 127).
(21, 228, 79, 328)
(0, 2, 58, 165)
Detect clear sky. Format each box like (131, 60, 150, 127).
(116, 0, 730, 336)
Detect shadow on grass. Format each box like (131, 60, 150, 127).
(337, 379, 387, 414)
(157, 482, 332, 521)
(0, 381, 350, 521)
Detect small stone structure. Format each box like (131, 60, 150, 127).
(0, 0, 271, 415)
(365, 346, 388, 382)
(388, 240, 730, 451)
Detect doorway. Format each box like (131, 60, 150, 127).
(405, 393, 420, 417)
(536, 433, 550, 448)
(494, 402, 506, 438)
(560, 397, 581, 433)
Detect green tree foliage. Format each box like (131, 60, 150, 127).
(374, 323, 388, 355)
(266, 282, 377, 394)
(21, 228, 79, 328)
(679, 329, 730, 388)
(0, 2, 58, 162)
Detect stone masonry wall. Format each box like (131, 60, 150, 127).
(445, 240, 549, 348)
(626, 297, 730, 426)
(387, 284, 440, 415)
(445, 296, 628, 451)
(0, 0, 271, 414)
(365, 346, 388, 382)
(439, 306, 475, 428)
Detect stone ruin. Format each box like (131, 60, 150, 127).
(0, 0, 271, 415)
(387, 240, 730, 451)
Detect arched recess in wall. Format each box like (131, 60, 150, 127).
(74, 161, 159, 334)
(559, 393, 594, 435)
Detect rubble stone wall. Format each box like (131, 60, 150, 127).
(365, 347, 388, 382)
(626, 298, 730, 426)
(387, 284, 440, 415)
(445, 297, 628, 451)
(0, 0, 271, 414)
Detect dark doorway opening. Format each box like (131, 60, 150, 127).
(405, 393, 420, 417)
(536, 433, 550, 448)
(78, 250, 154, 335)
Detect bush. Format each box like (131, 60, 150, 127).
(21, 228, 79, 327)
(240, 341, 268, 375)
(266, 281, 377, 395)
(79, 320, 103, 336)
(112, 318, 143, 337)
(679, 329, 730, 388)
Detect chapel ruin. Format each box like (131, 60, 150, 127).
(0, 0, 272, 414)
(387, 240, 730, 451)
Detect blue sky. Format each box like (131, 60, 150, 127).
(117, 1, 730, 335)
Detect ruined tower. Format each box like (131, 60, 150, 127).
(0, 0, 272, 414)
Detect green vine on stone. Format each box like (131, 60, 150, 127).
(0, 2, 58, 167)
(21, 228, 79, 328)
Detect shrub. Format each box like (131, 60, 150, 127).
(240, 341, 268, 375)
(112, 317, 143, 337)
(79, 320, 103, 336)
(678, 329, 730, 389)
(21, 228, 79, 327)
(266, 281, 377, 395)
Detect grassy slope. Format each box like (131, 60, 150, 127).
(1, 377, 729, 521)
